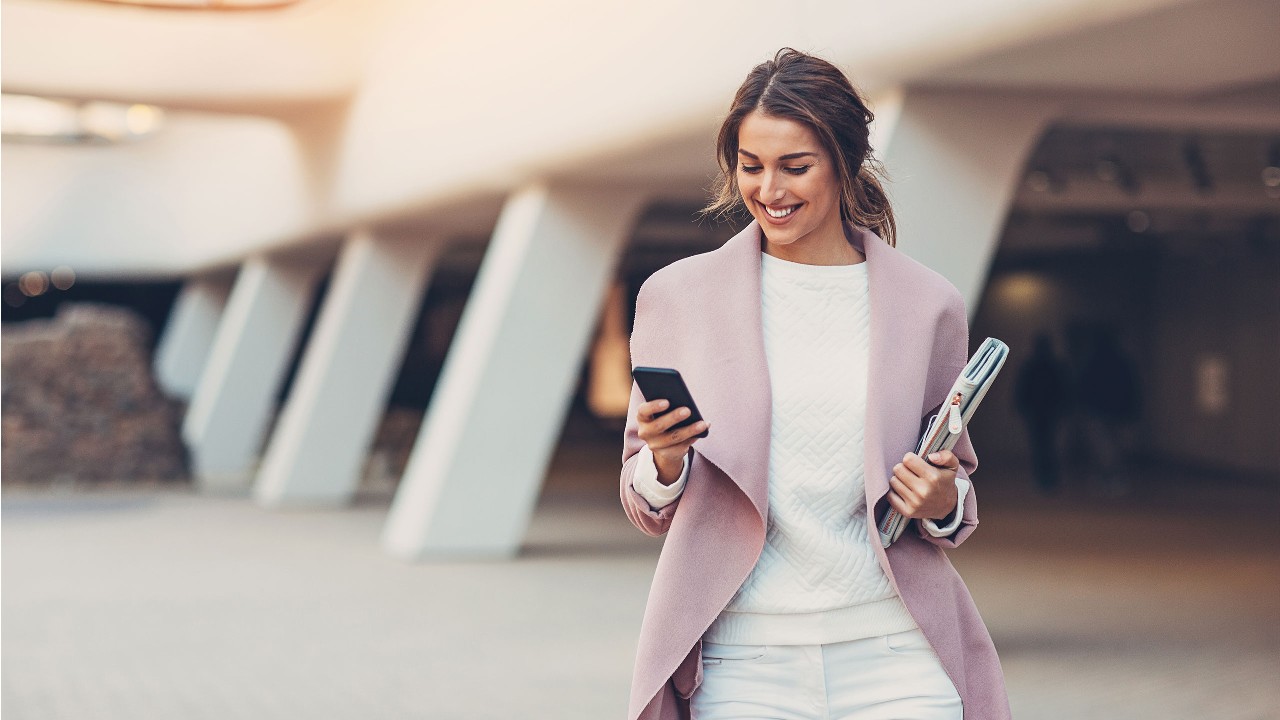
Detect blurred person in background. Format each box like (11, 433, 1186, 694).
(1014, 332, 1073, 494)
(1076, 327, 1142, 497)
(617, 49, 1009, 720)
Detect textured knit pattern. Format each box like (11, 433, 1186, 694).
(705, 252, 912, 644)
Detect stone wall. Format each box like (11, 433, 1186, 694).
(2, 303, 188, 484)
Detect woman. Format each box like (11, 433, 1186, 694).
(619, 49, 1009, 720)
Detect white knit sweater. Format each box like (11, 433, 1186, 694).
(632, 251, 966, 646)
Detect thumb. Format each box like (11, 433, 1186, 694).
(927, 450, 958, 469)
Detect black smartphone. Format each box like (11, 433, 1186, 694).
(631, 366, 709, 438)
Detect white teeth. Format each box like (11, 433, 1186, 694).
(766, 205, 797, 218)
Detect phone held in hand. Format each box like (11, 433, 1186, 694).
(631, 367, 710, 438)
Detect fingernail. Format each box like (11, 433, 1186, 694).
(928, 452, 941, 462)
(658, 400, 668, 409)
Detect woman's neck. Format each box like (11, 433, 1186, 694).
(761, 220, 865, 266)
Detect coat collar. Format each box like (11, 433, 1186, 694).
(690, 220, 916, 524)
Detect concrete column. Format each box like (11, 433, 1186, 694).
(382, 184, 647, 560)
(254, 230, 442, 507)
(153, 273, 233, 400)
(872, 88, 1061, 312)
(182, 255, 326, 490)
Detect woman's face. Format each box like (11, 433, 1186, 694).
(736, 110, 843, 251)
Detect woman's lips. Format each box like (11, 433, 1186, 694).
(759, 201, 802, 225)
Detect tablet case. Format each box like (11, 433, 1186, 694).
(877, 337, 1009, 548)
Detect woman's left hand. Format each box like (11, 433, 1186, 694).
(887, 450, 960, 521)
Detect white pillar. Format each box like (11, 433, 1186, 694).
(182, 255, 326, 490)
(382, 184, 647, 560)
(254, 230, 443, 507)
(153, 274, 233, 400)
(872, 88, 1060, 311)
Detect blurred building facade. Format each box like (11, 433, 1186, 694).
(2, 0, 1277, 559)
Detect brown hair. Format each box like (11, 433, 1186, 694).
(702, 48, 897, 247)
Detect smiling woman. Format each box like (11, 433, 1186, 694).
(619, 48, 1008, 720)
(703, 47, 896, 258)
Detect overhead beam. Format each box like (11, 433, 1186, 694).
(1014, 180, 1280, 213)
(1060, 96, 1280, 133)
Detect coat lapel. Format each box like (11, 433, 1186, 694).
(859, 225, 915, 507)
(859, 223, 939, 504)
(684, 223, 772, 526)
(859, 225, 938, 590)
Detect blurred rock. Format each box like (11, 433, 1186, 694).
(2, 303, 188, 484)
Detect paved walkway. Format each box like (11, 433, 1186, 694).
(3, 443, 1278, 719)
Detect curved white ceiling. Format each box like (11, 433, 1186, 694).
(0, 0, 381, 112)
(4, 0, 1277, 277)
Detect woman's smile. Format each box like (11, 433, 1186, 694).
(761, 202, 803, 221)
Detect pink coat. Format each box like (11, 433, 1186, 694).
(619, 220, 1010, 719)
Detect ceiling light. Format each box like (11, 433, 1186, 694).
(1024, 168, 1060, 193)
(1094, 153, 1139, 195)
(1181, 137, 1213, 195)
(1263, 140, 1280, 189)
(2, 93, 164, 143)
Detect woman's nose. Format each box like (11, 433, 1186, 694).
(761, 171, 786, 201)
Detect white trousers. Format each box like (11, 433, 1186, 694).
(690, 628, 963, 720)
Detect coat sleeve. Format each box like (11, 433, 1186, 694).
(620, 384, 685, 536)
(914, 289, 980, 549)
(619, 281, 684, 537)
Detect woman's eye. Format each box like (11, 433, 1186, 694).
(739, 165, 763, 174)
(785, 165, 812, 175)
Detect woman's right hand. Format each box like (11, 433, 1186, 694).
(636, 399, 709, 486)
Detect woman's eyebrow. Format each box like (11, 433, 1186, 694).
(738, 149, 817, 161)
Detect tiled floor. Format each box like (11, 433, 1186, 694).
(3, 444, 1278, 719)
